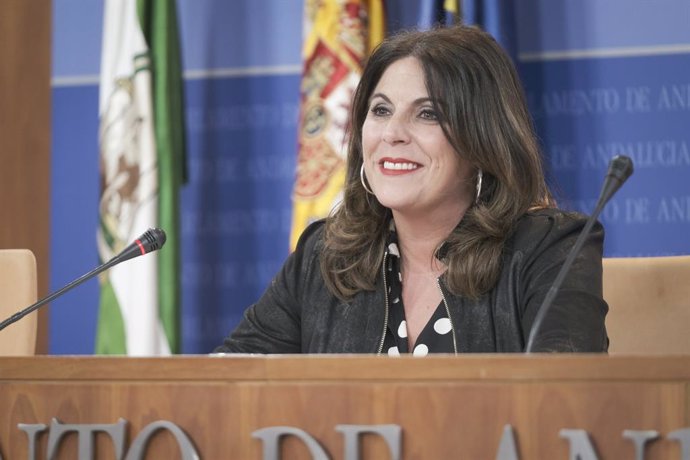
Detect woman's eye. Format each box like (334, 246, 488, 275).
(370, 105, 390, 117)
(419, 108, 438, 121)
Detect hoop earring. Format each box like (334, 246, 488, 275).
(475, 169, 483, 204)
(360, 164, 374, 195)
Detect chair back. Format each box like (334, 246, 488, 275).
(0, 249, 38, 355)
(603, 255, 690, 354)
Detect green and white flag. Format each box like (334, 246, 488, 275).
(97, 0, 185, 355)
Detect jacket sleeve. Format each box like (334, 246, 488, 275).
(213, 222, 324, 354)
(518, 211, 609, 352)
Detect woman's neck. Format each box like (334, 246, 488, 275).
(392, 212, 460, 275)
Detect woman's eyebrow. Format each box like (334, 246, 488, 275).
(369, 93, 435, 106)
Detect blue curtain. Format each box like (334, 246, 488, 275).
(462, 0, 517, 59)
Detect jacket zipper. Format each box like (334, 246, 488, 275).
(437, 279, 458, 355)
(376, 253, 390, 355)
(377, 258, 457, 355)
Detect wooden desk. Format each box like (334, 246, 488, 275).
(1, 355, 689, 459)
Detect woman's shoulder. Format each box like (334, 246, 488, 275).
(293, 219, 327, 254)
(509, 207, 601, 253)
(516, 207, 589, 231)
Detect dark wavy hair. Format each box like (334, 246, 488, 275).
(320, 25, 553, 300)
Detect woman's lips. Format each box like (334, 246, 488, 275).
(379, 158, 421, 175)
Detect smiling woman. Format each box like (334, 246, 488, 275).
(361, 57, 474, 228)
(215, 26, 609, 356)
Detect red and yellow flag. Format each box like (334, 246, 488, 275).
(290, 0, 385, 249)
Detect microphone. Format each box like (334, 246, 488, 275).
(524, 155, 634, 353)
(0, 228, 166, 333)
(109, 227, 167, 264)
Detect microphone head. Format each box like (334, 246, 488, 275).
(595, 155, 635, 211)
(107, 227, 167, 265)
(141, 228, 167, 252)
(607, 155, 634, 183)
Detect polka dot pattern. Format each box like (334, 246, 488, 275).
(397, 320, 408, 338)
(434, 318, 452, 335)
(413, 344, 429, 357)
(381, 220, 455, 356)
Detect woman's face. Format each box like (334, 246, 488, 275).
(361, 57, 474, 221)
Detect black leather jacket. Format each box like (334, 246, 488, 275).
(216, 208, 608, 354)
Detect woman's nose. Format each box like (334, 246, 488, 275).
(382, 115, 410, 145)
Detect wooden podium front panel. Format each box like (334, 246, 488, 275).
(1, 355, 689, 459)
(3, 382, 241, 459)
(525, 382, 686, 459)
(240, 381, 686, 459)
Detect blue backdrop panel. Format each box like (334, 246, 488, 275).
(522, 54, 690, 257)
(52, 0, 103, 77)
(50, 85, 101, 354)
(181, 74, 300, 353)
(178, 0, 303, 70)
(516, 0, 690, 52)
